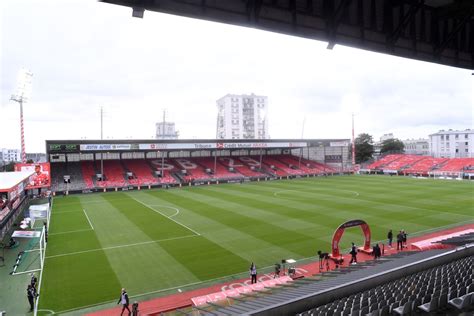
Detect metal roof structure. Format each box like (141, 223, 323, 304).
(100, 0, 474, 70)
(0, 171, 33, 192)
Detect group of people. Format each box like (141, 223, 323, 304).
(27, 273, 38, 312)
(387, 229, 408, 250)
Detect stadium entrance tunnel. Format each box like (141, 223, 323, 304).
(330, 219, 371, 262)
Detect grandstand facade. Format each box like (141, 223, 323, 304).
(46, 138, 351, 193)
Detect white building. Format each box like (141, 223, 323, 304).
(403, 139, 429, 156)
(379, 133, 394, 142)
(216, 93, 268, 139)
(0, 148, 21, 162)
(155, 122, 179, 139)
(429, 129, 474, 158)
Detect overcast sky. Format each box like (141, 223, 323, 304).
(1, 0, 472, 153)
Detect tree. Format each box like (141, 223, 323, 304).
(4, 162, 16, 172)
(380, 138, 405, 154)
(355, 133, 374, 163)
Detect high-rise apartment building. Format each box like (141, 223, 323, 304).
(216, 93, 268, 139)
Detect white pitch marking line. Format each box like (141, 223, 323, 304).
(82, 209, 94, 230)
(148, 204, 180, 218)
(46, 234, 199, 259)
(49, 228, 93, 236)
(129, 196, 200, 236)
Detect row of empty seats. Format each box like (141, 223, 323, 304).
(301, 256, 473, 316)
(51, 155, 337, 191)
(367, 154, 474, 174)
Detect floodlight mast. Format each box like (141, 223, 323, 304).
(10, 69, 33, 163)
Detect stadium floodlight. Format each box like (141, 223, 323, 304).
(10, 68, 33, 163)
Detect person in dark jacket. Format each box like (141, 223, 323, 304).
(402, 230, 407, 248)
(349, 243, 358, 264)
(387, 229, 393, 247)
(250, 262, 257, 284)
(27, 284, 36, 312)
(397, 231, 403, 250)
(117, 288, 131, 315)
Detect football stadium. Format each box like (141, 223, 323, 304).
(1, 1, 473, 316)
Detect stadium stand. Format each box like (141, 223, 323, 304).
(192, 157, 243, 179)
(122, 159, 159, 186)
(80, 161, 97, 189)
(51, 162, 86, 192)
(381, 155, 426, 171)
(218, 157, 266, 177)
(209, 245, 473, 316)
(403, 157, 449, 175)
(366, 154, 404, 170)
(437, 158, 474, 173)
(261, 156, 304, 176)
(95, 160, 126, 188)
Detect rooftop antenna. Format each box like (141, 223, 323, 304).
(10, 68, 33, 163)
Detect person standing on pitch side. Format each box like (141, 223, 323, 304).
(250, 262, 257, 284)
(117, 288, 131, 315)
(349, 243, 358, 264)
(387, 229, 393, 247)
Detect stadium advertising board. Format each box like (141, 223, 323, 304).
(79, 142, 307, 151)
(330, 141, 349, 147)
(14, 163, 51, 189)
(138, 142, 307, 150)
(325, 155, 342, 162)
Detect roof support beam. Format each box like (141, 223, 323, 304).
(435, 8, 473, 56)
(388, 0, 424, 45)
(327, 0, 352, 49)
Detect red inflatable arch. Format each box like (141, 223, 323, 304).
(330, 219, 371, 260)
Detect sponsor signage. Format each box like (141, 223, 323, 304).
(325, 155, 342, 163)
(14, 163, 51, 189)
(138, 142, 307, 151)
(12, 230, 42, 238)
(80, 144, 139, 151)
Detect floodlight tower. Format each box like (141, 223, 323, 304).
(10, 68, 33, 163)
(351, 113, 356, 166)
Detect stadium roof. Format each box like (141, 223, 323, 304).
(101, 0, 474, 70)
(0, 171, 33, 192)
(45, 139, 350, 154)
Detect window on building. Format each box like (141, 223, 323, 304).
(465, 142, 469, 146)
(446, 135, 449, 140)
(455, 134, 459, 139)
(455, 149, 459, 153)
(441, 135, 444, 140)
(466, 149, 469, 152)
(465, 134, 469, 139)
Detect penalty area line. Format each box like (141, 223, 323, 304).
(45, 234, 199, 259)
(82, 209, 94, 230)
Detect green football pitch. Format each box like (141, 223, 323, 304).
(38, 175, 474, 314)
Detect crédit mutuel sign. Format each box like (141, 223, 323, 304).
(79, 142, 307, 151)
